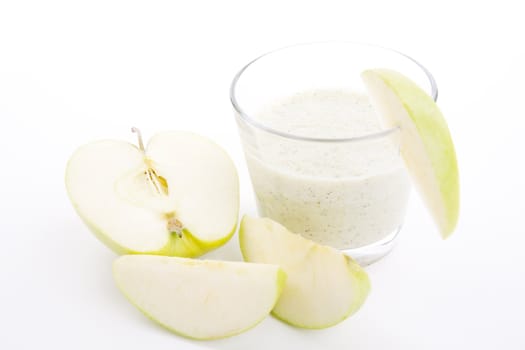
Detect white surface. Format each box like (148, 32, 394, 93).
(0, 1, 524, 349)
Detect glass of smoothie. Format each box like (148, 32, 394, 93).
(231, 42, 437, 265)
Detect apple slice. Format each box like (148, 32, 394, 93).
(239, 215, 370, 329)
(66, 129, 239, 257)
(113, 255, 286, 340)
(361, 69, 460, 238)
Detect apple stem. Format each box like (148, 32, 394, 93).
(131, 127, 145, 152)
(131, 127, 168, 196)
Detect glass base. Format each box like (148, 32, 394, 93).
(341, 226, 402, 266)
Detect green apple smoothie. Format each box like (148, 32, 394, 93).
(244, 89, 410, 249)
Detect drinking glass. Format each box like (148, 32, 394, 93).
(231, 42, 437, 265)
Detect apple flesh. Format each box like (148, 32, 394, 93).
(65, 130, 239, 257)
(239, 215, 370, 329)
(113, 255, 286, 340)
(361, 69, 460, 237)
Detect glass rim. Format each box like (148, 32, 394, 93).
(230, 41, 438, 143)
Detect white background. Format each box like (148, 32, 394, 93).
(1, 1, 524, 349)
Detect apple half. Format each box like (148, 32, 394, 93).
(361, 69, 460, 238)
(239, 215, 370, 329)
(66, 130, 239, 257)
(113, 255, 286, 340)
